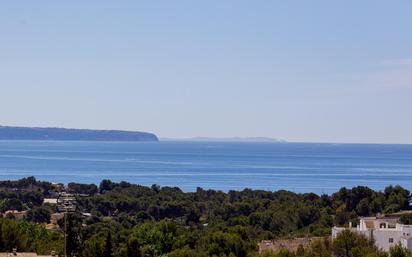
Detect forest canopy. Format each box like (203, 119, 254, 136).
(0, 177, 410, 257)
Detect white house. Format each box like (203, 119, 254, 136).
(332, 215, 412, 251)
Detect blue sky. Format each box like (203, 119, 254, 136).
(1, 1, 411, 143)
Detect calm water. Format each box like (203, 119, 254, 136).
(0, 140, 412, 194)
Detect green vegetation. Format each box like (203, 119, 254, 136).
(0, 217, 63, 254)
(0, 177, 411, 256)
(261, 230, 412, 257)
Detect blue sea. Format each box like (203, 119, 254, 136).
(0, 140, 412, 194)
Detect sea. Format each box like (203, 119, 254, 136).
(0, 140, 412, 195)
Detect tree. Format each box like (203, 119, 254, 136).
(332, 230, 374, 257)
(0, 218, 27, 251)
(384, 186, 410, 213)
(310, 237, 332, 257)
(389, 244, 412, 257)
(65, 214, 82, 257)
(400, 214, 412, 225)
(126, 237, 141, 257)
(82, 235, 105, 257)
(356, 198, 370, 216)
(26, 206, 51, 223)
(169, 247, 208, 257)
(0, 198, 24, 212)
(103, 231, 114, 257)
(200, 230, 251, 257)
(99, 180, 115, 192)
(68, 183, 98, 195)
(129, 220, 178, 255)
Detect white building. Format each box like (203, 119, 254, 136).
(332, 215, 412, 251)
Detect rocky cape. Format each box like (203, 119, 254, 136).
(0, 126, 158, 142)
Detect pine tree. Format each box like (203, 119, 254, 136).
(103, 231, 114, 257)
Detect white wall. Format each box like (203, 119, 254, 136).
(372, 230, 402, 251)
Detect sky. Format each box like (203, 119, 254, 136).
(1, 1, 411, 144)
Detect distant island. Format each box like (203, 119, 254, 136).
(0, 125, 158, 141)
(161, 137, 286, 143)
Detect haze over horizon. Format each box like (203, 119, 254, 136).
(1, 1, 411, 144)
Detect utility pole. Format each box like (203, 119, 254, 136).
(57, 192, 77, 257)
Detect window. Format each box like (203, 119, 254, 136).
(389, 238, 394, 243)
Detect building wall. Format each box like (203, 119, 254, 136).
(333, 223, 412, 252)
(372, 230, 402, 251)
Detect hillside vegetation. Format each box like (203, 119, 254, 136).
(0, 177, 411, 256)
(0, 126, 159, 141)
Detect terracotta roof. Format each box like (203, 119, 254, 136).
(364, 220, 375, 229)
